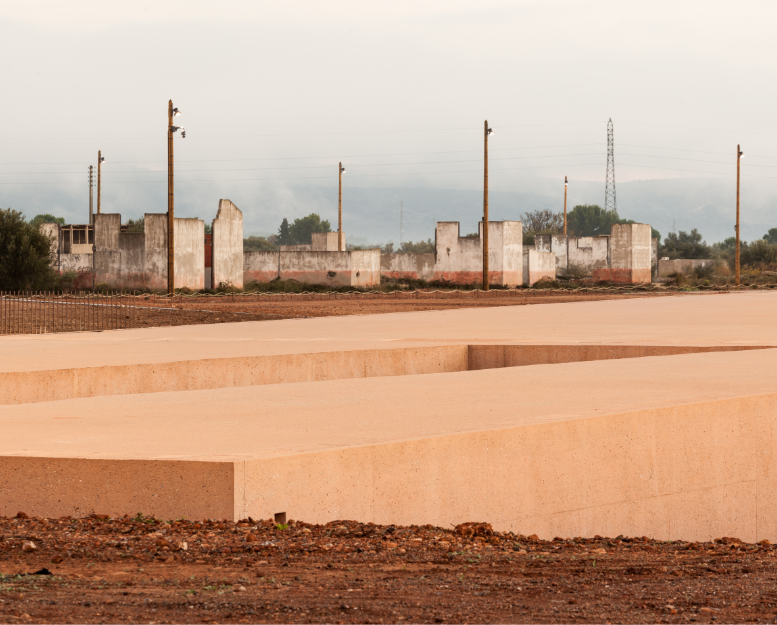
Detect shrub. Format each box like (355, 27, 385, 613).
(559, 263, 588, 280)
(666, 270, 687, 287)
(742, 239, 777, 266)
(0, 208, 58, 290)
(691, 264, 714, 280)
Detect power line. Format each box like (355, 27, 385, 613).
(0, 121, 606, 142)
(0, 143, 606, 167)
(0, 161, 607, 185)
(0, 152, 606, 176)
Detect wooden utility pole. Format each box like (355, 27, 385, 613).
(88, 165, 94, 225)
(482, 120, 490, 291)
(97, 151, 103, 215)
(338, 162, 343, 251)
(735, 144, 743, 286)
(168, 100, 175, 295)
(563, 176, 568, 235)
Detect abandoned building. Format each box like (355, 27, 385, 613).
(41, 201, 656, 289)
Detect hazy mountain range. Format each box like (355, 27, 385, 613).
(5, 176, 775, 247)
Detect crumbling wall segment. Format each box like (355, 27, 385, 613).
(212, 200, 244, 289)
(174, 218, 205, 290)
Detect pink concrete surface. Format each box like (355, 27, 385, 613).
(2, 348, 777, 540)
(1, 292, 776, 376)
(4, 292, 777, 539)
(0, 344, 766, 406)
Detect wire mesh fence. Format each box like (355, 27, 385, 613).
(0, 291, 136, 335)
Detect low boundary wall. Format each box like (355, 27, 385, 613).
(244, 250, 381, 287)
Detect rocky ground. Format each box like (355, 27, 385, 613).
(1, 513, 775, 624)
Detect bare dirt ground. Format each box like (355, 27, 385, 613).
(127, 290, 680, 328)
(1, 513, 774, 624)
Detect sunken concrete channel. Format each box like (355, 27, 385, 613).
(0, 344, 767, 406)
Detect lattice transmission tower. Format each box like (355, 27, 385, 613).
(604, 118, 617, 213)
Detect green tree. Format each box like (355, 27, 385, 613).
(662, 229, 711, 259)
(29, 213, 65, 229)
(398, 239, 435, 254)
(288, 213, 331, 245)
(277, 218, 293, 245)
(566, 204, 620, 236)
(244, 235, 279, 252)
(743, 239, 777, 265)
(0, 208, 57, 290)
(204, 224, 212, 235)
(520, 209, 564, 235)
(125, 217, 145, 233)
(763, 228, 777, 245)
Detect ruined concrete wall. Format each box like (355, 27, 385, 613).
(537, 234, 609, 277)
(244, 252, 280, 283)
(174, 218, 204, 290)
(593, 223, 652, 284)
(40, 224, 60, 266)
(523, 249, 556, 285)
(93, 214, 121, 288)
(567, 236, 609, 275)
(349, 250, 381, 287)
(59, 254, 94, 288)
(312, 232, 342, 251)
(244, 250, 379, 287)
(212, 200, 244, 288)
(93, 214, 146, 289)
(280, 252, 352, 287)
(433, 222, 482, 284)
(280, 233, 343, 252)
(658, 258, 715, 277)
(501, 221, 523, 286)
(432, 221, 522, 286)
(144, 214, 168, 291)
(380, 253, 435, 281)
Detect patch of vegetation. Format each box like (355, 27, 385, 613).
(29, 213, 66, 229)
(125, 217, 144, 233)
(0, 208, 59, 290)
(244, 235, 278, 252)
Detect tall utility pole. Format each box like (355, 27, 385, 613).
(338, 162, 345, 251)
(399, 200, 404, 248)
(88, 166, 94, 225)
(563, 176, 568, 235)
(97, 150, 104, 215)
(483, 120, 493, 291)
(604, 118, 617, 213)
(735, 144, 744, 286)
(168, 101, 175, 295)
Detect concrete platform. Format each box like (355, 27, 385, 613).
(1, 291, 776, 405)
(2, 292, 777, 541)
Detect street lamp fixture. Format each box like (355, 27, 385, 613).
(172, 108, 181, 117)
(487, 128, 494, 136)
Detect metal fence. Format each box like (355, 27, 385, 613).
(0, 291, 137, 335)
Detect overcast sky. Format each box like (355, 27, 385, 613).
(1, 0, 776, 242)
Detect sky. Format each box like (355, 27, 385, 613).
(1, 0, 776, 244)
